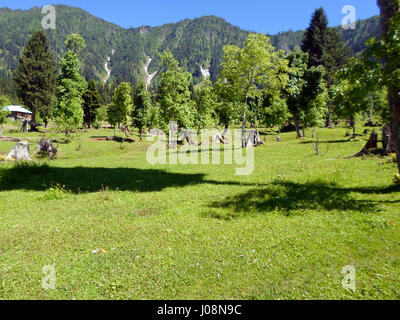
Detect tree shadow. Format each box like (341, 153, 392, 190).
(0, 162, 206, 193)
(208, 180, 399, 220)
(300, 139, 351, 144)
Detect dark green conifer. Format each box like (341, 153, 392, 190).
(82, 79, 102, 128)
(14, 30, 56, 129)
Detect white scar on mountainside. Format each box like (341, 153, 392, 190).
(103, 49, 115, 83)
(144, 56, 158, 90)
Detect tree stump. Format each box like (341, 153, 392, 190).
(6, 141, 32, 161)
(346, 130, 379, 158)
(246, 129, 264, 147)
(178, 129, 196, 145)
(32, 139, 58, 159)
(212, 132, 227, 144)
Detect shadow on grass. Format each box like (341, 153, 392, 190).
(207, 180, 399, 219)
(0, 162, 205, 193)
(300, 139, 351, 144)
(0, 163, 398, 213)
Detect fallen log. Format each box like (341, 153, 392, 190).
(0, 137, 22, 142)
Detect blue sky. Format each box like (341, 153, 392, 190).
(1, 0, 380, 33)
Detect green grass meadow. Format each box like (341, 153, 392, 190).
(0, 122, 399, 300)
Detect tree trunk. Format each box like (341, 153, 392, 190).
(169, 121, 178, 149)
(21, 120, 29, 133)
(222, 124, 229, 140)
(388, 89, 400, 172)
(350, 118, 356, 137)
(294, 119, 304, 138)
(325, 113, 332, 128)
(378, 0, 400, 173)
(312, 127, 316, 138)
(241, 92, 249, 148)
(382, 125, 394, 156)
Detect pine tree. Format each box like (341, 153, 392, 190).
(301, 8, 349, 127)
(82, 79, 101, 128)
(131, 80, 151, 140)
(14, 30, 56, 130)
(301, 8, 329, 68)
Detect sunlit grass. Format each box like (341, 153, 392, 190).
(0, 123, 399, 299)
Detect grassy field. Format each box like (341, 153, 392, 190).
(0, 121, 399, 300)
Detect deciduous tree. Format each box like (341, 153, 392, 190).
(55, 34, 87, 134)
(220, 33, 290, 147)
(108, 82, 133, 131)
(131, 80, 152, 139)
(158, 51, 195, 131)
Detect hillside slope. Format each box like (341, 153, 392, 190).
(0, 5, 381, 84)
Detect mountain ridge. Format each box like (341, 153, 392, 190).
(0, 5, 381, 85)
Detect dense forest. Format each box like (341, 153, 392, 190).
(0, 5, 381, 87)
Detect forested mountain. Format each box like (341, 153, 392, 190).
(0, 5, 381, 85)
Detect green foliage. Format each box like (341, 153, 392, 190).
(158, 51, 195, 130)
(193, 80, 218, 132)
(82, 79, 102, 128)
(0, 107, 10, 136)
(55, 36, 87, 132)
(38, 183, 70, 201)
(261, 95, 290, 128)
(371, 87, 390, 124)
(0, 95, 11, 108)
(213, 78, 241, 127)
(332, 45, 389, 127)
(95, 103, 109, 124)
(108, 82, 133, 127)
(146, 104, 162, 129)
(220, 33, 290, 133)
(131, 80, 152, 134)
(65, 34, 86, 54)
(13, 30, 56, 124)
(285, 48, 327, 132)
(366, 3, 400, 92)
(301, 7, 349, 125)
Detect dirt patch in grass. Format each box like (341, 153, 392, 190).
(135, 209, 154, 217)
